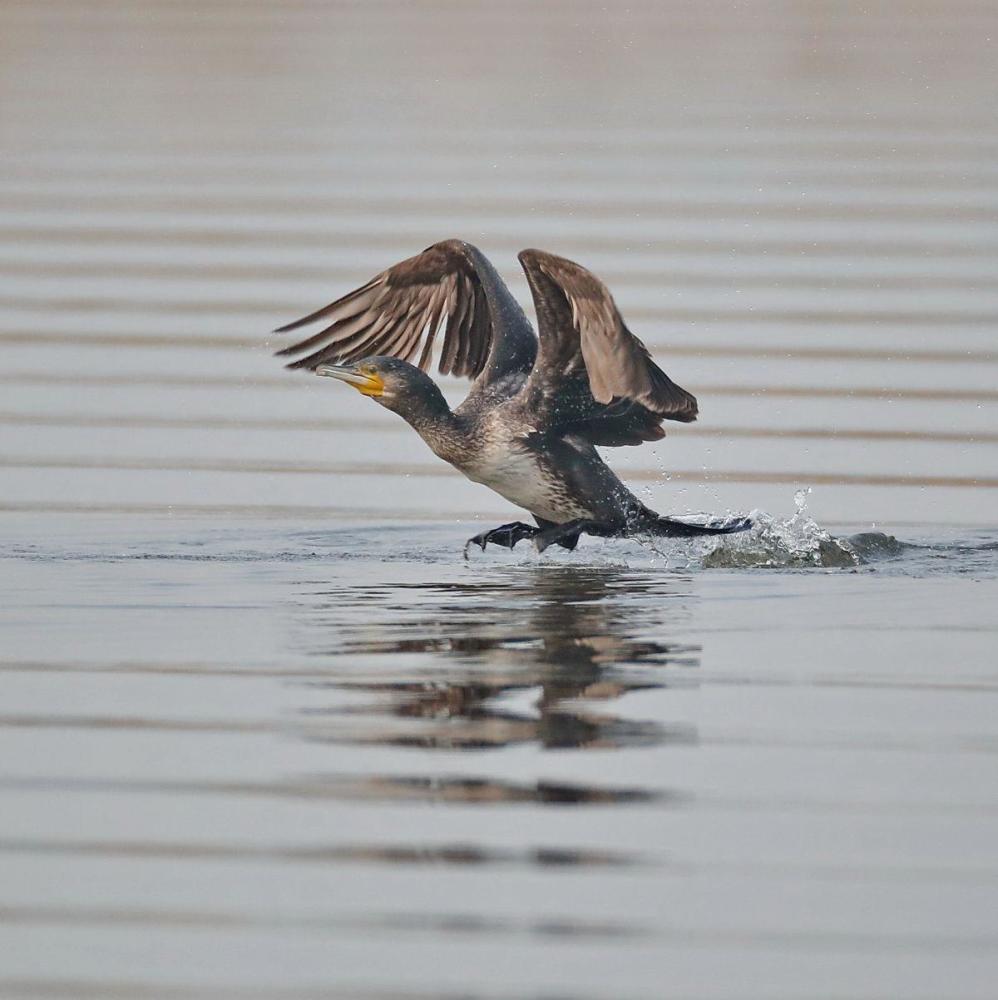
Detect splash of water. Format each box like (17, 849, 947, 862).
(701, 488, 860, 568)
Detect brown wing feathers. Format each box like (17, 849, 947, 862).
(519, 248, 698, 423)
(275, 241, 698, 437)
(274, 240, 492, 379)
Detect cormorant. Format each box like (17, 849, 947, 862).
(274, 239, 750, 553)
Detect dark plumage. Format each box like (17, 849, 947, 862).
(275, 239, 749, 552)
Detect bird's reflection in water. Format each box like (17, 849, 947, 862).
(291, 565, 700, 761)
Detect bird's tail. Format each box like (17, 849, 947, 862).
(649, 515, 752, 537)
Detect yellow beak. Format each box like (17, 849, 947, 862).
(315, 364, 385, 398)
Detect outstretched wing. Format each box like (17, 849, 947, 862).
(515, 249, 697, 446)
(275, 239, 533, 381)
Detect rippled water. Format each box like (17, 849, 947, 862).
(3, 0, 998, 997)
(2, 512, 998, 997)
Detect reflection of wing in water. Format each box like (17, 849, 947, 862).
(289, 566, 700, 761)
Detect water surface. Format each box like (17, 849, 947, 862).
(2, 0, 998, 997)
(2, 515, 997, 998)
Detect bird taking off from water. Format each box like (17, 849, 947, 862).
(275, 240, 750, 554)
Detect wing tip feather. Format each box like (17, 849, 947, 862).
(272, 241, 497, 384)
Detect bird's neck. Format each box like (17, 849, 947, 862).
(398, 389, 466, 462)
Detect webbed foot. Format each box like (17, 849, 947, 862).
(464, 521, 539, 558)
(533, 519, 621, 553)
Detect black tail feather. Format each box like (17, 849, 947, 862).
(650, 516, 752, 538)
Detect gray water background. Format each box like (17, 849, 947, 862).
(1, 1, 998, 997)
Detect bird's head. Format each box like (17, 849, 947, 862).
(315, 357, 449, 423)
